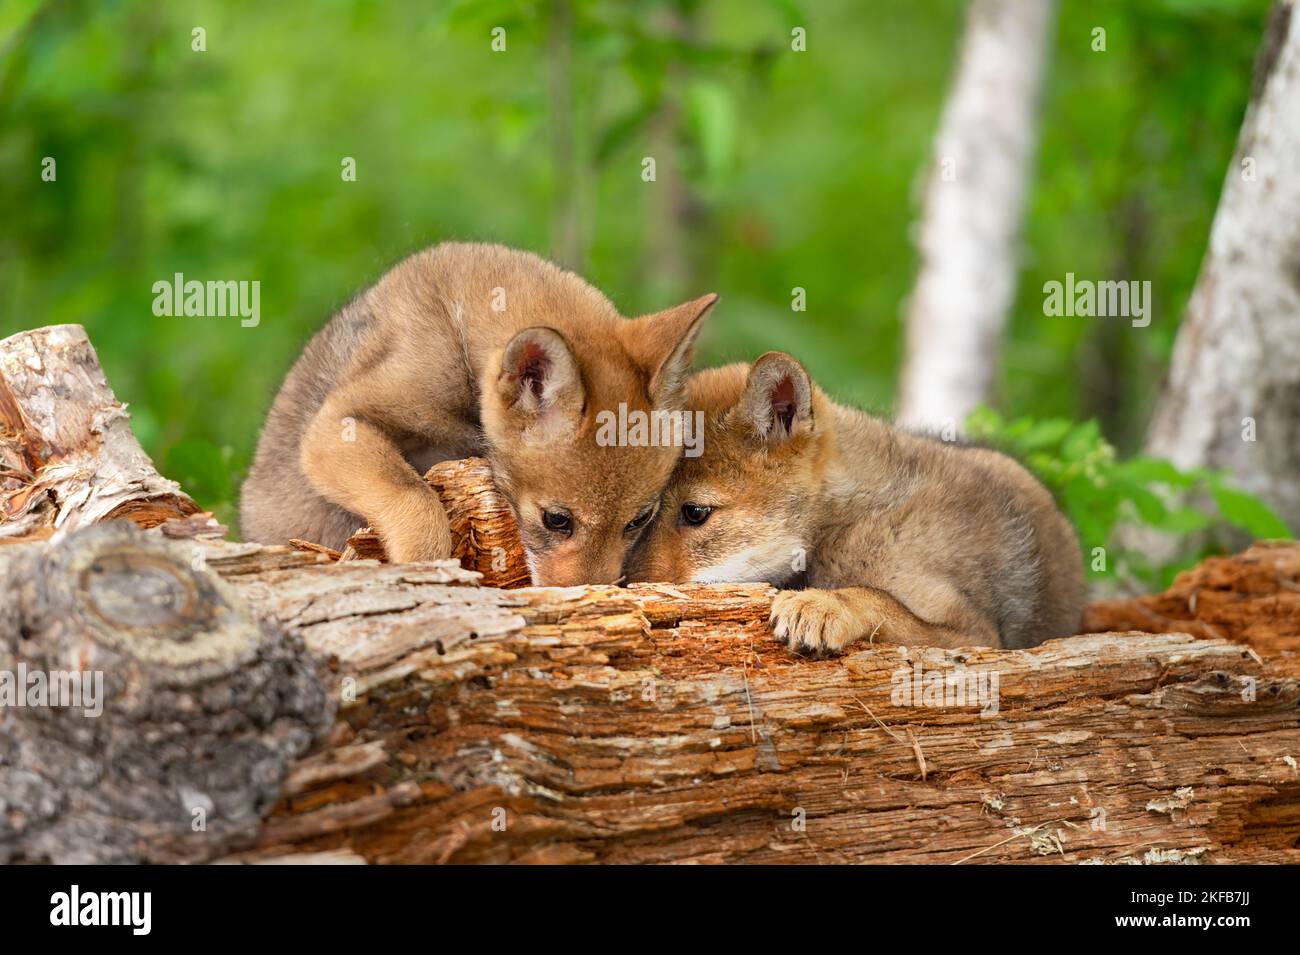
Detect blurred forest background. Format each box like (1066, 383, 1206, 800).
(0, 0, 1290, 584)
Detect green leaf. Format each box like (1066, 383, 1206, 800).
(1061, 419, 1103, 461)
(1153, 506, 1213, 535)
(1127, 485, 1168, 525)
(1016, 418, 1073, 452)
(1118, 455, 1198, 488)
(1208, 480, 1291, 539)
(964, 406, 1004, 439)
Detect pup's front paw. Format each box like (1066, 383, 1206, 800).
(377, 517, 453, 564)
(769, 590, 862, 655)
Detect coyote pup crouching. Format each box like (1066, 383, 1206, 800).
(628, 353, 1085, 651)
(241, 243, 717, 585)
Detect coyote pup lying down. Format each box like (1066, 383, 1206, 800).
(628, 352, 1085, 652)
(241, 243, 717, 585)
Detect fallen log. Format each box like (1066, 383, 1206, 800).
(4, 524, 1299, 864)
(1, 322, 1298, 865)
(224, 542, 1300, 865)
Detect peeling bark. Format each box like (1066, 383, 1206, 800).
(0, 325, 215, 540)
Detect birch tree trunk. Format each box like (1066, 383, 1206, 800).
(898, 0, 1056, 430)
(1144, 0, 1300, 533)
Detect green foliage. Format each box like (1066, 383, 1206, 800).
(966, 408, 1292, 587)
(0, 0, 1277, 541)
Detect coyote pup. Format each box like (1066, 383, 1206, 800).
(241, 243, 716, 585)
(628, 353, 1084, 651)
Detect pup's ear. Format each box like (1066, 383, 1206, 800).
(734, 351, 814, 444)
(620, 293, 718, 407)
(492, 326, 586, 442)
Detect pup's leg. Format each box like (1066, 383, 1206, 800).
(770, 585, 1000, 654)
(301, 394, 453, 563)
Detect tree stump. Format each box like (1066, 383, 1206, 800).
(0, 325, 216, 541)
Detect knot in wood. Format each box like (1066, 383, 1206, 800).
(0, 522, 336, 863)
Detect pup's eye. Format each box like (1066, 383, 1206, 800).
(541, 509, 573, 534)
(680, 503, 713, 526)
(624, 505, 656, 533)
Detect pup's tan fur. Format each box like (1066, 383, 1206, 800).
(628, 353, 1085, 651)
(241, 242, 716, 585)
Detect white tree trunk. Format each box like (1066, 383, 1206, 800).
(898, 0, 1056, 430)
(1145, 0, 1300, 533)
